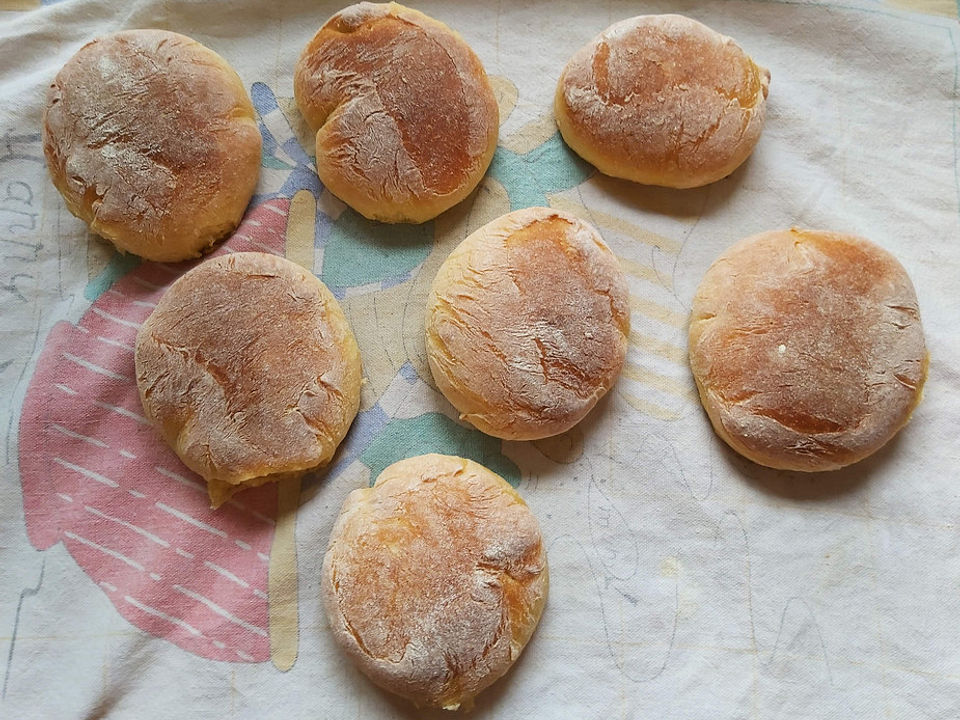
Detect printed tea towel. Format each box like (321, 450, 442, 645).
(1, 0, 959, 717)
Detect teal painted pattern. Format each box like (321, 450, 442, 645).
(261, 155, 293, 170)
(83, 252, 141, 302)
(360, 412, 521, 487)
(488, 131, 593, 210)
(321, 209, 433, 290)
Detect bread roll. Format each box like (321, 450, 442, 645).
(43, 30, 261, 261)
(426, 207, 630, 440)
(294, 2, 498, 223)
(689, 229, 928, 471)
(322, 453, 548, 710)
(135, 252, 362, 507)
(555, 14, 770, 189)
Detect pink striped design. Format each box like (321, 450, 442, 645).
(18, 198, 294, 663)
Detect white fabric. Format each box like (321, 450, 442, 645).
(1, 1, 959, 717)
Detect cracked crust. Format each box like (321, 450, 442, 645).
(555, 14, 769, 189)
(688, 229, 928, 471)
(425, 207, 630, 440)
(134, 252, 362, 507)
(43, 29, 261, 261)
(293, 2, 498, 223)
(322, 454, 548, 710)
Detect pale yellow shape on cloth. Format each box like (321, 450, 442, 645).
(259, 191, 325, 673)
(620, 392, 684, 421)
(278, 97, 317, 161)
(885, 0, 957, 16)
(342, 282, 410, 411)
(621, 361, 697, 402)
(285, 190, 316, 271)
(500, 113, 559, 155)
(488, 75, 518, 126)
(268, 477, 300, 672)
(0, 0, 40, 9)
(629, 330, 687, 365)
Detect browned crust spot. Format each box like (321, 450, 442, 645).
(294, 2, 499, 223)
(134, 252, 362, 506)
(555, 14, 770, 188)
(688, 228, 927, 471)
(426, 207, 630, 440)
(321, 454, 548, 709)
(42, 29, 261, 261)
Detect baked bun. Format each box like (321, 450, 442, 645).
(689, 229, 928, 472)
(555, 14, 770, 189)
(43, 30, 261, 261)
(426, 207, 630, 440)
(135, 252, 362, 507)
(294, 2, 498, 223)
(322, 453, 548, 710)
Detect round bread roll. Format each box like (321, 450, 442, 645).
(426, 207, 630, 440)
(294, 2, 498, 223)
(43, 29, 261, 262)
(555, 14, 770, 189)
(135, 252, 362, 507)
(322, 453, 548, 710)
(689, 229, 928, 472)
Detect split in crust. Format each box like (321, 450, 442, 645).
(426, 207, 630, 441)
(322, 453, 548, 710)
(135, 252, 362, 507)
(555, 14, 770, 189)
(688, 228, 928, 472)
(43, 29, 262, 261)
(294, 2, 499, 223)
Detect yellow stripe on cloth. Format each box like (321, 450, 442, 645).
(285, 190, 316, 271)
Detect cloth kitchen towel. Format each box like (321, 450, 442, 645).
(1, 0, 959, 717)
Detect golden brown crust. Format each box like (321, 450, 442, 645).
(425, 207, 630, 440)
(555, 14, 769, 189)
(135, 252, 362, 506)
(43, 29, 261, 261)
(322, 454, 548, 710)
(689, 229, 928, 471)
(294, 2, 498, 223)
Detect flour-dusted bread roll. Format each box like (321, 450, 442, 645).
(555, 14, 770, 189)
(135, 252, 362, 507)
(426, 207, 630, 440)
(294, 2, 498, 223)
(322, 453, 548, 710)
(43, 30, 261, 261)
(689, 229, 928, 472)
